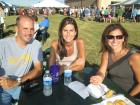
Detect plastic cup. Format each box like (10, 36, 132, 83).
(50, 64, 60, 84)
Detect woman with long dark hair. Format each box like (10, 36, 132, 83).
(49, 17, 85, 74)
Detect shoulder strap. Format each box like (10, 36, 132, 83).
(108, 50, 135, 70)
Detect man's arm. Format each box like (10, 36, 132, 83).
(0, 61, 42, 89)
(21, 43, 43, 83)
(21, 60, 42, 83)
(0, 42, 43, 89)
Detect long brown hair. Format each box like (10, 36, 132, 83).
(58, 17, 78, 60)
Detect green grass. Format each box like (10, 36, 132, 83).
(4, 14, 140, 66)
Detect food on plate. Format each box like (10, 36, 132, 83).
(105, 90, 114, 98)
(106, 99, 127, 105)
(106, 101, 114, 105)
(113, 99, 127, 105)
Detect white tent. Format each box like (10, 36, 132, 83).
(0, 1, 12, 7)
(112, 0, 140, 5)
(1, 0, 42, 7)
(33, 0, 69, 8)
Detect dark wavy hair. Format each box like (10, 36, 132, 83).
(100, 23, 128, 53)
(58, 17, 78, 60)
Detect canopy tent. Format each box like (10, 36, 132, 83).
(111, 0, 140, 18)
(112, 0, 140, 5)
(0, 0, 42, 7)
(33, 0, 69, 8)
(0, 1, 12, 7)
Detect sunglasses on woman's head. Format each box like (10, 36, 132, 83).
(105, 35, 124, 40)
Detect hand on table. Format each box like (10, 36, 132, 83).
(0, 76, 18, 89)
(90, 75, 103, 85)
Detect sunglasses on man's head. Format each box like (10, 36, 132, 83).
(105, 35, 124, 40)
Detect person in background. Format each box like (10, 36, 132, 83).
(36, 15, 49, 44)
(104, 8, 109, 23)
(100, 7, 105, 22)
(136, 7, 140, 22)
(39, 15, 49, 31)
(0, 16, 43, 105)
(32, 15, 39, 38)
(95, 7, 101, 22)
(0, 5, 5, 36)
(4, 7, 9, 17)
(132, 8, 137, 23)
(90, 24, 140, 102)
(117, 6, 124, 23)
(49, 17, 85, 74)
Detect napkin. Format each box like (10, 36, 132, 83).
(68, 81, 89, 99)
(87, 83, 109, 99)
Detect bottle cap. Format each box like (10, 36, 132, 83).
(43, 61, 47, 66)
(45, 70, 50, 73)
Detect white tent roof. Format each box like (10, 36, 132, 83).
(112, 0, 140, 5)
(0, 1, 12, 7)
(33, 0, 69, 8)
(0, 0, 41, 7)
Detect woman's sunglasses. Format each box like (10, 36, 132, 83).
(105, 35, 124, 40)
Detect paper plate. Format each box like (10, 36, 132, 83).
(102, 94, 135, 105)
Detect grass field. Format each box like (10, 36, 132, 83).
(4, 14, 140, 66)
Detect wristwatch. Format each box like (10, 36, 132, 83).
(17, 77, 22, 84)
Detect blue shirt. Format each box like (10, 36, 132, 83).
(39, 18, 49, 28)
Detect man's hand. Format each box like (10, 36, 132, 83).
(0, 77, 19, 89)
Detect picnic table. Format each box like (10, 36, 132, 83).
(18, 67, 139, 105)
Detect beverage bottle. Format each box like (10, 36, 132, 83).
(64, 68, 72, 86)
(43, 61, 47, 72)
(43, 70, 52, 96)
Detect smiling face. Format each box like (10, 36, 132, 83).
(62, 24, 77, 43)
(16, 16, 34, 44)
(107, 29, 124, 51)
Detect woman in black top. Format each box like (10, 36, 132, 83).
(90, 24, 140, 100)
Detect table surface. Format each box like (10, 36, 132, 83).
(18, 69, 140, 105)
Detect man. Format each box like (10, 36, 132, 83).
(0, 16, 43, 105)
(117, 6, 124, 23)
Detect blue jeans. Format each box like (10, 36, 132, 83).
(0, 87, 21, 105)
(0, 88, 13, 105)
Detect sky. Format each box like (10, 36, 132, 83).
(1, 0, 65, 7)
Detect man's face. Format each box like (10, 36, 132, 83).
(17, 18, 34, 43)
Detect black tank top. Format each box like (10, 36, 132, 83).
(108, 50, 136, 93)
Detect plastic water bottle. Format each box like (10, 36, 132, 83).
(43, 61, 47, 72)
(43, 70, 52, 96)
(64, 69, 72, 86)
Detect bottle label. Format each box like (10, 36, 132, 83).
(43, 77, 52, 86)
